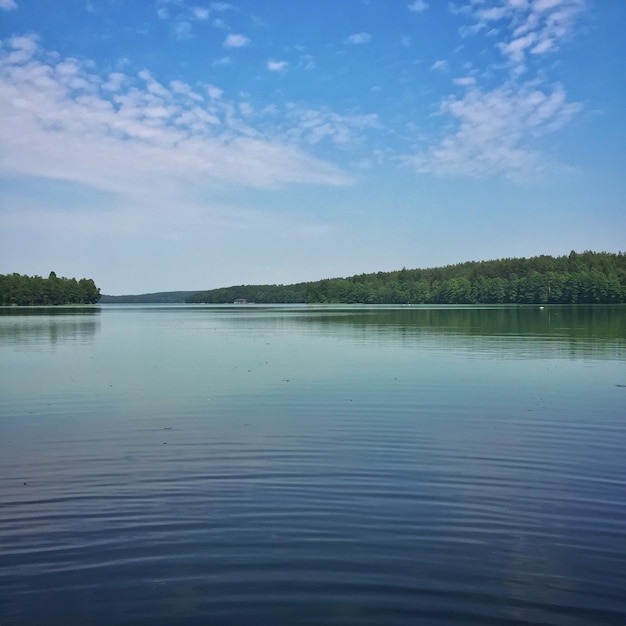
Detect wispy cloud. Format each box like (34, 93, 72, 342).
(212, 56, 232, 66)
(0, 34, 352, 199)
(223, 33, 250, 48)
(408, 0, 428, 13)
(205, 83, 223, 99)
(406, 0, 587, 180)
(211, 1, 235, 11)
(0, 0, 18, 10)
(457, 0, 586, 73)
(405, 82, 581, 180)
(155, 0, 177, 21)
(170, 79, 204, 101)
(102, 72, 126, 92)
(3, 34, 38, 63)
(284, 106, 379, 147)
(452, 76, 476, 87)
(267, 60, 288, 72)
(0, 0, 590, 194)
(174, 21, 193, 40)
(155, 0, 213, 38)
(191, 6, 210, 20)
(298, 54, 316, 71)
(344, 32, 372, 45)
(431, 59, 449, 72)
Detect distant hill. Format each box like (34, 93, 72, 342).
(100, 291, 198, 304)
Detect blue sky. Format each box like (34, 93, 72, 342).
(1, 0, 624, 294)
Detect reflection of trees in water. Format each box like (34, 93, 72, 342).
(0, 308, 100, 346)
(272, 306, 626, 360)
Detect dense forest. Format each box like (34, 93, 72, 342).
(187, 251, 626, 305)
(0, 272, 101, 306)
(100, 291, 197, 304)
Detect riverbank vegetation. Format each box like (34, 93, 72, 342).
(187, 251, 626, 305)
(0, 272, 101, 306)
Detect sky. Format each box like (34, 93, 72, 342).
(0, 0, 624, 295)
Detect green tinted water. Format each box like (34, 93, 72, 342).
(1, 305, 625, 625)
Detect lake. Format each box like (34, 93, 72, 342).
(1, 304, 625, 625)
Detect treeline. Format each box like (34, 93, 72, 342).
(100, 291, 197, 304)
(0, 272, 101, 306)
(187, 251, 626, 305)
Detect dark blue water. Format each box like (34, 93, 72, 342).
(1, 305, 625, 625)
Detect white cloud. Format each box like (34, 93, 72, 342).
(531, 38, 554, 54)
(4, 34, 39, 64)
(155, 0, 172, 20)
(267, 60, 288, 72)
(298, 54, 316, 71)
(0, 0, 17, 10)
(408, 0, 428, 12)
(206, 83, 223, 99)
(154, 1, 213, 38)
(459, 22, 486, 38)
(212, 56, 232, 66)
(345, 32, 372, 45)
(457, 0, 586, 71)
(211, 1, 235, 10)
(285, 106, 379, 147)
(405, 81, 581, 180)
(431, 59, 449, 72)
(498, 32, 537, 62)
(477, 7, 508, 21)
(192, 6, 210, 19)
(170, 79, 203, 101)
(0, 34, 353, 199)
(535, 0, 566, 12)
(174, 20, 193, 40)
(138, 69, 171, 98)
(223, 33, 250, 48)
(453, 76, 476, 86)
(102, 72, 126, 92)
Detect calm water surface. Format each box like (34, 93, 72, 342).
(1, 305, 625, 625)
